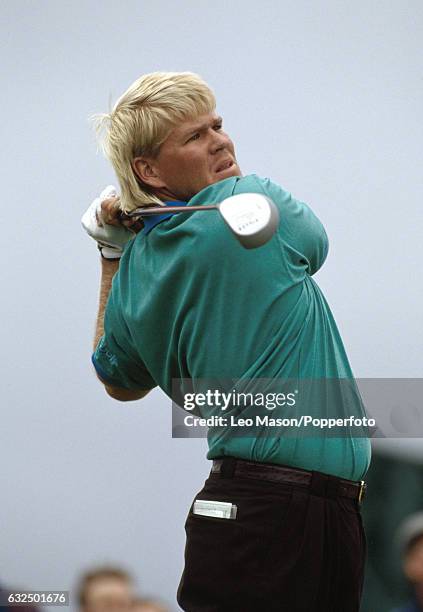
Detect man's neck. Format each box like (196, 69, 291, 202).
(153, 186, 187, 203)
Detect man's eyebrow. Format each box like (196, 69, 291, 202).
(181, 116, 223, 138)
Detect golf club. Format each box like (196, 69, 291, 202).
(121, 193, 280, 249)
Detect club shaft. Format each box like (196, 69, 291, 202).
(123, 204, 218, 218)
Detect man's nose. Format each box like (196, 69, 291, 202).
(209, 129, 230, 153)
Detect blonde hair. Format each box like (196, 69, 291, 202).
(91, 71, 216, 212)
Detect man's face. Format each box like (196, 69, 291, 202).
(134, 111, 242, 201)
(83, 578, 133, 612)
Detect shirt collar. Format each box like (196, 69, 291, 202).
(142, 200, 188, 235)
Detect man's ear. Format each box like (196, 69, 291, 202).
(132, 157, 166, 189)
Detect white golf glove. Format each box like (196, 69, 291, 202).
(81, 185, 135, 259)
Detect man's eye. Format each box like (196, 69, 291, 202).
(187, 124, 222, 143)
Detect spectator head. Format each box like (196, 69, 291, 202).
(77, 567, 134, 612)
(396, 512, 423, 604)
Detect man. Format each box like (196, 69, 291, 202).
(77, 567, 134, 612)
(83, 71, 371, 611)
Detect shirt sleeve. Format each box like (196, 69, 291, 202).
(92, 287, 156, 391)
(261, 177, 329, 275)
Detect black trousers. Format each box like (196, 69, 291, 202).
(177, 460, 367, 612)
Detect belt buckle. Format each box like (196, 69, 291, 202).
(358, 480, 366, 504)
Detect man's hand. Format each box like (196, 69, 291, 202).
(81, 185, 142, 259)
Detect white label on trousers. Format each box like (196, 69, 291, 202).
(193, 499, 237, 519)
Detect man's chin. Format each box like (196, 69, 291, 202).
(190, 167, 243, 198)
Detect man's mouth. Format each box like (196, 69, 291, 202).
(215, 160, 234, 173)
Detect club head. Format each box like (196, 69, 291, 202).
(218, 193, 280, 249)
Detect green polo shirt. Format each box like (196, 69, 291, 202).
(92, 174, 371, 481)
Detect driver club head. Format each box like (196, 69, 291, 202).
(218, 193, 280, 249)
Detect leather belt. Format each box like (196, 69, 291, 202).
(211, 458, 366, 504)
